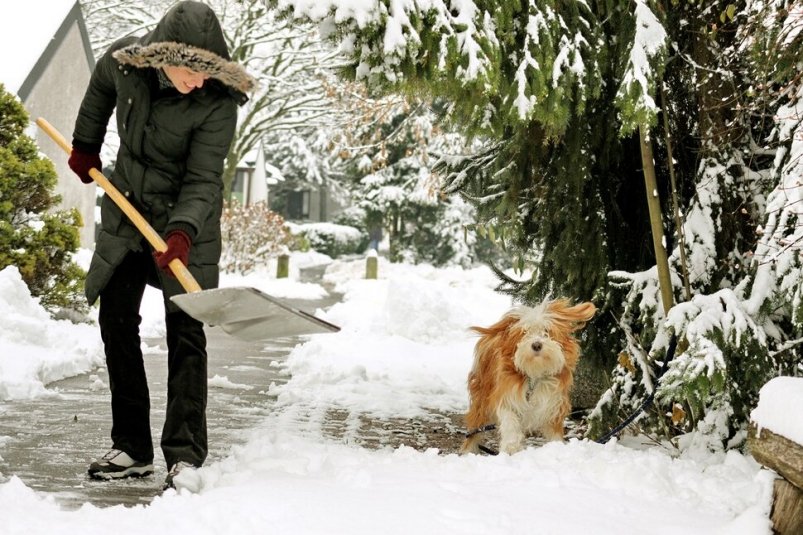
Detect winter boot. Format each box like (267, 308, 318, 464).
(88, 449, 154, 479)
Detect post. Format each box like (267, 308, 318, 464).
(365, 251, 378, 280)
(639, 125, 674, 314)
(277, 254, 289, 279)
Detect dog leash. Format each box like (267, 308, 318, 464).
(463, 333, 679, 451)
(595, 333, 678, 444)
(464, 425, 499, 455)
(465, 423, 497, 438)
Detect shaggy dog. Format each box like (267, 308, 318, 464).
(461, 299, 596, 454)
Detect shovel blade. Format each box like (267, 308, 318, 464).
(170, 286, 340, 341)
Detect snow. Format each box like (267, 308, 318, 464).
(0, 0, 76, 95)
(278, 0, 492, 85)
(0, 266, 103, 401)
(0, 255, 777, 533)
(751, 376, 803, 444)
(293, 221, 364, 245)
(276, 0, 378, 28)
(747, 84, 803, 316)
(616, 0, 667, 121)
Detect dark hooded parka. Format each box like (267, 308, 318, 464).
(73, 1, 254, 308)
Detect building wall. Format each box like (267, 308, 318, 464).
(308, 185, 346, 222)
(308, 189, 323, 221)
(25, 21, 96, 248)
(272, 184, 348, 223)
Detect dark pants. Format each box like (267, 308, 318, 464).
(98, 247, 208, 468)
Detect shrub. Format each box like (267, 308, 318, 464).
(0, 84, 85, 312)
(297, 222, 366, 257)
(332, 205, 367, 232)
(220, 200, 294, 274)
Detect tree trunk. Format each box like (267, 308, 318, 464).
(639, 126, 674, 314)
(691, 20, 743, 148)
(222, 151, 238, 200)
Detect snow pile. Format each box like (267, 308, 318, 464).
(751, 376, 803, 444)
(0, 266, 102, 401)
(208, 374, 254, 391)
(0, 437, 774, 535)
(269, 261, 512, 418)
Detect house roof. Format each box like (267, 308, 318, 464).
(237, 145, 283, 184)
(0, 0, 94, 99)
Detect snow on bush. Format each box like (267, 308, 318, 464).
(295, 221, 367, 257)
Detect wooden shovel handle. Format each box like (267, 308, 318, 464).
(36, 117, 202, 294)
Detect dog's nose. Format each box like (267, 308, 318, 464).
(531, 341, 542, 353)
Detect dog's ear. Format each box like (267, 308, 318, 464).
(547, 300, 596, 331)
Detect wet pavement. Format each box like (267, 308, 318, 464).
(0, 265, 340, 509)
(0, 266, 471, 510)
(0, 324, 298, 509)
(0, 266, 574, 510)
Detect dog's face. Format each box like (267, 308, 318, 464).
(512, 317, 566, 379)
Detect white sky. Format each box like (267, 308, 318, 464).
(0, 251, 780, 534)
(0, 0, 76, 94)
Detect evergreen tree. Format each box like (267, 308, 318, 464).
(270, 0, 803, 448)
(266, 73, 490, 267)
(588, 3, 800, 445)
(0, 85, 85, 312)
(343, 96, 482, 266)
(269, 0, 668, 365)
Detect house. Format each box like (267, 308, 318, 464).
(230, 144, 345, 222)
(230, 145, 271, 206)
(0, 0, 96, 247)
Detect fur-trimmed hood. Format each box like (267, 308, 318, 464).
(112, 1, 255, 95)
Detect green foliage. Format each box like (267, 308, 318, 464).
(271, 1, 614, 137)
(0, 84, 86, 312)
(588, 289, 780, 446)
(584, 1, 800, 448)
(614, 0, 668, 134)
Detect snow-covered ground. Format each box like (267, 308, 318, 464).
(0, 253, 777, 534)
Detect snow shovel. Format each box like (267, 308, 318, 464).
(36, 117, 340, 340)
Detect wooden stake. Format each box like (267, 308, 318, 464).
(660, 83, 692, 301)
(365, 255, 378, 280)
(276, 254, 289, 279)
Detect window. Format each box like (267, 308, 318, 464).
(230, 169, 249, 203)
(287, 190, 310, 220)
